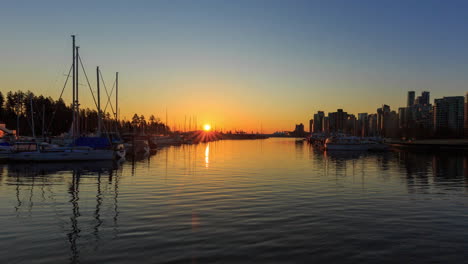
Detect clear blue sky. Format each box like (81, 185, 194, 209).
(1, 0, 467, 131)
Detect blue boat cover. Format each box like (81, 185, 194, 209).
(0, 142, 10, 146)
(75, 137, 111, 149)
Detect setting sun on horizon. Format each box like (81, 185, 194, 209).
(203, 124, 212, 131)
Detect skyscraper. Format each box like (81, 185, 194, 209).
(368, 114, 378, 136)
(407, 91, 415, 107)
(398, 107, 406, 129)
(434, 96, 464, 137)
(420, 91, 430, 105)
(313, 111, 324, 133)
(328, 109, 347, 133)
(465, 93, 468, 137)
(357, 113, 368, 137)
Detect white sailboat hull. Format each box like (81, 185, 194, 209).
(9, 149, 114, 161)
(325, 144, 370, 151)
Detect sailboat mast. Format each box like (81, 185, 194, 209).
(75, 46, 80, 137)
(115, 72, 118, 122)
(72, 35, 76, 138)
(97, 66, 101, 135)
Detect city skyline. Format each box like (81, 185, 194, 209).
(2, 1, 468, 133)
(304, 90, 468, 140)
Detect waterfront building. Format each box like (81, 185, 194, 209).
(357, 113, 368, 137)
(407, 91, 415, 107)
(368, 114, 378, 136)
(346, 114, 357, 136)
(414, 91, 430, 106)
(398, 107, 407, 129)
(377, 105, 390, 136)
(414, 105, 433, 130)
(322, 116, 330, 134)
(465, 92, 468, 137)
(309, 119, 313, 134)
(328, 109, 348, 133)
(313, 111, 325, 133)
(292, 123, 305, 137)
(397, 91, 435, 139)
(434, 96, 464, 137)
(384, 111, 399, 138)
(421, 91, 430, 106)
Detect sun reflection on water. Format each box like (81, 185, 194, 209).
(204, 144, 210, 168)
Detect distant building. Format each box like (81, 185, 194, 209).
(295, 123, 304, 133)
(322, 116, 329, 134)
(465, 93, 468, 137)
(328, 109, 348, 133)
(377, 105, 390, 136)
(399, 91, 434, 138)
(368, 114, 378, 136)
(398, 107, 406, 129)
(434, 96, 464, 137)
(313, 111, 324, 133)
(421, 91, 430, 106)
(357, 113, 368, 137)
(309, 119, 313, 134)
(407, 91, 415, 107)
(414, 91, 430, 106)
(292, 123, 305, 137)
(346, 114, 357, 136)
(385, 111, 399, 138)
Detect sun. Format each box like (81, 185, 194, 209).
(203, 124, 212, 131)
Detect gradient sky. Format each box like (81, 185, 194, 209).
(1, 0, 468, 133)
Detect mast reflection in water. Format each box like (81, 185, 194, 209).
(0, 138, 467, 263)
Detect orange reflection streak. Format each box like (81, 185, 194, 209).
(205, 143, 210, 168)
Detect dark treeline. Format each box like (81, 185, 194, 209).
(0, 90, 170, 137)
(121, 114, 171, 135)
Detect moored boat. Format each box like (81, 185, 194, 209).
(324, 136, 388, 151)
(150, 135, 183, 147)
(8, 142, 114, 161)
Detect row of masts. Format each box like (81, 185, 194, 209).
(71, 35, 118, 139)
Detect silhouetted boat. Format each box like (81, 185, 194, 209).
(11, 36, 117, 161)
(8, 142, 114, 161)
(324, 136, 388, 151)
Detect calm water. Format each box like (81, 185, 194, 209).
(0, 138, 467, 263)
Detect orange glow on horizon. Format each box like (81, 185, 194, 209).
(203, 124, 212, 131)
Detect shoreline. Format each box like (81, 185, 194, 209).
(389, 139, 468, 151)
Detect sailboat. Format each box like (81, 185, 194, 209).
(9, 36, 116, 161)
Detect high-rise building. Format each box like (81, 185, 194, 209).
(384, 111, 399, 138)
(368, 114, 378, 136)
(313, 111, 324, 133)
(407, 91, 415, 107)
(398, 107, 406, 129)
(465, 93, 468, 137)
(400, 91, 434, 138)
(309, 119, 313, 134)
(377, 105, 391, 135)
(293, 123, 305, 137)
(415, 91, 430, 106)
(322, 116, 329, 133)
(357, 113, 368, 137)
(420, 91, 430, 105)
(346, 114, 357, 136)
(434, 96, 464, 137)
(328, 109, 347, 133)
